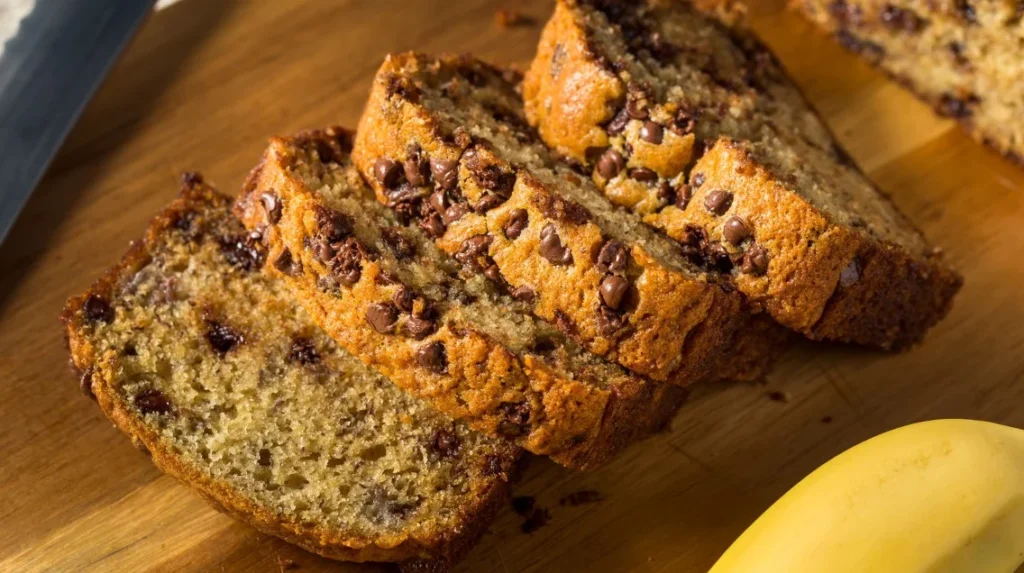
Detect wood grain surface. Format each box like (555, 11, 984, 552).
(2, 1, 1023, 572)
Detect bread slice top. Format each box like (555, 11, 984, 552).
(62, 175, 519, 570)
(352, 50, 754, 383)
(237, 127, 690, 469)
(523, 0, 961, 348)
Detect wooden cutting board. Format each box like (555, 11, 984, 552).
(1, 1, 1022, 571)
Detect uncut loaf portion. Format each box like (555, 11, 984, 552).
(62, 175, 520, 571)
(351, 51, 780, 386)
(523, 0, 962, 349)
(237, 128, 693, 470)
(796, 0, 1024, 166)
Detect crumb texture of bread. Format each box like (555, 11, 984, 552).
(350, 51, 767, 385)
(237, 128, 690, 469)
(795, 0, 1024, 166)
(62, 176, 520, 569)
(522, 0, 962, 349)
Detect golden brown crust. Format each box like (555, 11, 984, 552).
(61, 177, 516, 568)
(523, 0, 962, 349)
(352, 52, 748, 383)
(237, 128, 689, 469)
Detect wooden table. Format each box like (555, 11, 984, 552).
(2, 1, 1022, 571)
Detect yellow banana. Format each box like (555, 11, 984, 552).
(710, 419, 1024, 573)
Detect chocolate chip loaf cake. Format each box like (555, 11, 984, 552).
(238, 128, 691, 470)
(352, 51, 772, 386)
(795, 0, 1023, 165)
(62, 175, 520, 571)
(523, 0, 963, 349)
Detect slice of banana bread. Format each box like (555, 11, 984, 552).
(795, 0, 1023, 165)
(62, 175, 520, 571)
(351, 51, 770, 385)
(523, 0, 962, 349)
(238, 127, 692, 470)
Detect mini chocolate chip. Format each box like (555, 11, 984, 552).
(596, 239, 629, 274)
(288, 337, 320, 365)
(704, 189, 733, 215)
(499, 401, 531, 426)
(674, 184, 693, 210)
(404, 316, 437, 340)
(218, 234, 266, 272)
(691, 173, 706, 188)
(723, 216, 751, 245)
(596, 149, 626, 179)
(331, 238, 365, 286)
(419, 213, 447, 238)
(705, 242, 734, 273)
(539, 224, 573, 266)
(670, 109, 698, 135)
(880, 4, 927, 32)
(938, 93, 978, 118)
(510, 285, 536, 304)
(206, 321, 244, 355)
(599, 275, 630, 310)
(553, 309, 577, 335)
(828, 0, 863, 25)
(393, 286, 416, 313)
(640, 121, 664, 144)
(83, 294, 114, 323)
(430, 429, 460, 458)
(504, 209, 529, 239)
(404, 156, 430, 187)
(134, 388, 172, 415)
(954, 0, 976, 23)
(381, 227, 415, 260)
(656, 181, 674, 205)
(258, 448, 273, 467)
(416, 341, 447, 373)
(373, 158, 402, 189)
(444, 203, 469, 224)
(839, 259, 860, 287)
(366, 303, 399, 334)
(629, 167, 658, 183)
(430, 158, 459, 191)
(473, 193, 506, 213)
(261, 192, 282, 224)
(273, 248, 303, 276)
(606, 107, 631, 135)
(317, 209, 354, 242)
(740, 244, 769, 276)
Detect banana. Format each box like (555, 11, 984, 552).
(710, 419, 1024, 573)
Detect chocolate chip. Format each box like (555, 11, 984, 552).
(381, 227, 415, 260)
(366, 303, 399, 334)
(880, 4, 927, 32)
(273, 248, 303, 276)
(258, 448, 273, 467)
(740, 244, 769, 276)
(504, 209, 529, 239)
(596, 148, 626, 179)
(674, 184, 693, 210)
(419, 213, 447, 238)
(288, 337, 320, 365)
(839, 259, 860, 287)
(640, 121, 664, 144)
(535, 195, 590, 225)
(605, 107, 631, 135)
(134, 388, 172, 415)
(670, 108, 698, 136)
(497, 401, 531, 436)
(261, 192, 282, 224)
(510, 285, 536, 304)
(430, 429, 460, 458)
(723, 216, 751, 245)
(625, 87, 650, 120)
(596, 239, 629, 274)
(332, 238, 365, 286)
(83, 294, 114, 323)
(428, 189, 448, 217)
(539, 224, 573, 266)
(599, 275, 629, 310)
(828, 0, 863, 25)
(629, 167, 658, 183)
(416, 341, 447, 374)
(373, 158, 402, 189)
(938, 93, 978, 118)
(404, 316, 437, 340)
(483, 264, 506, 288)
(691, 172, 706, 188)
(206, 321, 244, 355)
(218, 234, 266, 272)
(393, 286, 416, 313)
(316, 209, 354, 242)
(444, 203, 469, 224)
(596, 305, 630, 337)
(482, 454, 504, 476)
(703, 189, 733, 215)
(705, 242, 734, 273)
(404, 152, 430, 187)
(454, 235, 494, 268)
(430, 158, 459, 191)
(473, 193, 506, 213)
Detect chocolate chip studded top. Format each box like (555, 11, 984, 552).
(62, 177, 520, 567)
(354, 52, 754, 384)
(523, 0, 961, 349)
(239, 126, 693, 470)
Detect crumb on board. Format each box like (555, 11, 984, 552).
(511, 495, 535, 516)
(277, 556, 298, 571)
(495, 8, 535, 28)
(521, 507, 551, 534)
(767, 390, 790, 403)
(821, 415, 833, 424)
(558, 490, 603, 506)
